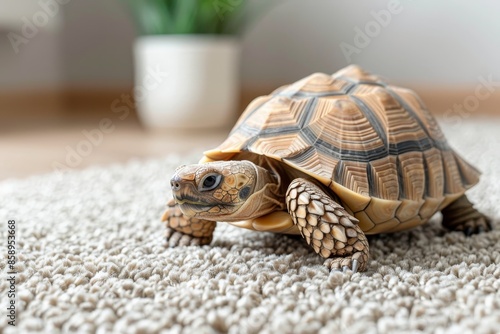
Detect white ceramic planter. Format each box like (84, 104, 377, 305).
(134, 35, 240, 130)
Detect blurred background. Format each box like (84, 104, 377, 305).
(1, 0, 499, 179)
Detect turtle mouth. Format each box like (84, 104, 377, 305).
(180, 203, 213, 215)
(174, 195, 206, 206)
(175, 199, 212, 218)
(175, 195, 237, 219)
(174, 195, 220, 212)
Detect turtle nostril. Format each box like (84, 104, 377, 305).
(171, 181, 181, 191)
(170, 175, 183, 191)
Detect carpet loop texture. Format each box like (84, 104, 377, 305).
(1, 120, 499, 333)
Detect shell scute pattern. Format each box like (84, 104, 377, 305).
(204, 65, 481, 233)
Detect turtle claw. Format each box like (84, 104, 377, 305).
(339, 260, 359, 273)
(442, 195, 492, 236)
(352, 259, 359, 273)
(165, 227, 211, 247)
(459, 217, 492, 237)
(324, 253, 366, 273)
(487, 219, 493, 231)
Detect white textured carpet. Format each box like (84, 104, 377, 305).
(1, 119, 500, 334)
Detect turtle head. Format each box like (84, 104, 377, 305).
(170, 160, 285, 221)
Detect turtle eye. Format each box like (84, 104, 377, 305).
(199, 173, 222, 191)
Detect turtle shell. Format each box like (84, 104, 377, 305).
(203, 65, 480, 234)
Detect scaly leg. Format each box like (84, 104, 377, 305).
(286, 178, 369, 272)
(441, 194, 492, 236)
(161, 199, 217, 246)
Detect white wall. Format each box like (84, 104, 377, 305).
(61, 0, 136, 88)
(0, 0, 63, 90)
(0, 0, 135, 90)
(242, 0, 500, 88)
(0, 2, 60, 29)
(1, 0, 500, 91)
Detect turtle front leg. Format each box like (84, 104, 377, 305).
(441, 194, 492, 236)
(161, 199, 217, 247)
(286, 178, 369, 272)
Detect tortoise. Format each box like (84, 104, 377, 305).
(162, 65, 491, 272)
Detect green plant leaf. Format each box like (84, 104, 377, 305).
(122, 0, 273, 35)
(174, 0, 197, 34)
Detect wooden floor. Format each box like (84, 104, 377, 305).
(2, 113, 499, 181)
(0, 119, 229, 181)
(3, 84, 500, 182)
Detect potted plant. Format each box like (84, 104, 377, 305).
(124, 0, 246, 130)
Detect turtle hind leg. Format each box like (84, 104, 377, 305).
(441, 194, 492, 236)
(162, 199, 217, 246)
(286, 178, 369, 273)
